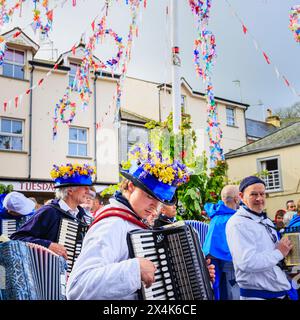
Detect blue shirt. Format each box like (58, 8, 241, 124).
(203, 200, 236, 261)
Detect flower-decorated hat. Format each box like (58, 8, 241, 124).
(120, 144, 191, 205)
(50, 163, 96, 188)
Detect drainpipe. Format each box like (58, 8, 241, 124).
(93, 73, 98, 181)
(28, 65, 34, 179)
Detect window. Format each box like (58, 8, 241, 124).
(0, 118, 23, 151)
(68, 127, 88, 157)
(226, 107, 236, 126)
(120, 124, 149, 162)
(258, 156, 282, 191)
(69, 62, 80, 89)
(2, 48, 25, 79)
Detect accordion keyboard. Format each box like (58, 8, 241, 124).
(128, 223, 214, 300)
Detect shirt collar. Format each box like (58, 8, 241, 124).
(239, 205, 267, 221)
(58, 199, 79, 217)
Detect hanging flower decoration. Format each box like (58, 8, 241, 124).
(0, 0, 25, 28)
(289, 5, 300, 43)
(53, 86, 76, 138)
(31, 0, 53, 37)
(188, 0, 224, 167)
(0, 37, 5, 66)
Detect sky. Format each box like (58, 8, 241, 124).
(2, 0, 300, 121)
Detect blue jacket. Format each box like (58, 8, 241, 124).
(202, 200, 236, 261)
(287, 214, 300, 228)
(10, 199, 86, 248)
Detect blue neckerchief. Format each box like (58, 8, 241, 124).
(242, 204, 267, 219)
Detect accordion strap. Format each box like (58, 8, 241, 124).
(90, 207, 149, 230)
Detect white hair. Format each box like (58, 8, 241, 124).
(55, 186, 79, 200)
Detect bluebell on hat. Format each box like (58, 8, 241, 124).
(120, 144, 191, 205)
(50, 163, 96, 188)
(239, 176, 266, 193)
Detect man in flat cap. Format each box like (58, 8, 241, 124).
(225, 176, 297, 300)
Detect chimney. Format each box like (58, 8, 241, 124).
(265, 108, 281, 128)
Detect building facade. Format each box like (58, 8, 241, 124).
(0, 28, 248, 204)
(225, 122, 300, 218)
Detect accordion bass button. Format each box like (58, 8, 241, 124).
(159, 254, 166, 259)
(161, 260, 167, 266)
(162, 266, 168, 272)
(158, 248, 165, 253)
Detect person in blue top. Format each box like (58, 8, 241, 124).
(0, 191, 36, 238)
(203, 184, 240, 300)
(287, 199, 300, 228)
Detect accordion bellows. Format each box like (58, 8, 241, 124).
(0, 240, 67, 300)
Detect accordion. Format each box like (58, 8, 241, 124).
(127, 222, 214, 300)
(1, 216, 32, 239)
(282, 226, 300, 267)
(0, 240, 67, 300)
(57, 218, 88, 273)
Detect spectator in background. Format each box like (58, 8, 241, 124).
(274, 209, 286, 234)
(91, 193, 105, 218)
(286, 199, 300, 228)
(203, 185, 240, 300)
(283, 200, 297, 226)
(1, 192, 36, 238)
(80, 187, 96, 224)
(153, 203, 177, 228)
(29, 196, 42, 210)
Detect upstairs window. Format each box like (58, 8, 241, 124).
(258, 156, 282, 192)
(2, 48, 25, 80)
(68, 127, 88, 157)
(0, 118, 23, 151)
(226, 107, 236, 127)
(181, 95, 186, 113)
(69, 62, 80, 89)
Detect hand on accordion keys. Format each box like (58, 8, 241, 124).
(48, 242, 68, 260)
(138, 257, 157, 288)
(276, 237, 293, 257)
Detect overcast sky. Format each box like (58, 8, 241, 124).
(3, 0, 300, 121)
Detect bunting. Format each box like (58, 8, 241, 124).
(224, 0, 300, 97)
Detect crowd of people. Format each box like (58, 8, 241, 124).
(0, 144, 299, 301)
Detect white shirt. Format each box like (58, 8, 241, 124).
(66, 198, 142, 300)
(58, 199, 79, 218)
(225, 206, 291, 296)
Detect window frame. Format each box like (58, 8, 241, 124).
(0, 117, 24, 151)
(119, 122, 149, 163)
(69, 62, 80, 89)
(68, 126, 89, 157)
(2, 48, 25, 80)
(257, 155, 283, 193)
(226, 106, 236, 127)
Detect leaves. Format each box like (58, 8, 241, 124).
(0, 184, 13, 195)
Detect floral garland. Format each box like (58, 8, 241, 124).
(123, 144, 191, 187)
(189, 0, 224, 167)
(50, 163, 96, 179)
(53, 86, 76, 138)
(32, 0, 53, 37)
(289, 5, 300, 43)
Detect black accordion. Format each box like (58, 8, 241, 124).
(0, 240, 67, 300)
(57, 218, 88, 273)
(127, 222, 214, 300)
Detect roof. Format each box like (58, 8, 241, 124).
(225, 121, 300, 159)
(157, 77, 249, 109)
(121, 109, 152, 124)
(246, 118, 278, 139)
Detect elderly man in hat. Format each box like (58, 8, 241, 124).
(66, 144, 196, 300)
(0, 191, 36, 238)
(11, 163, 95, 260)
(225, 176, 297, 300)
